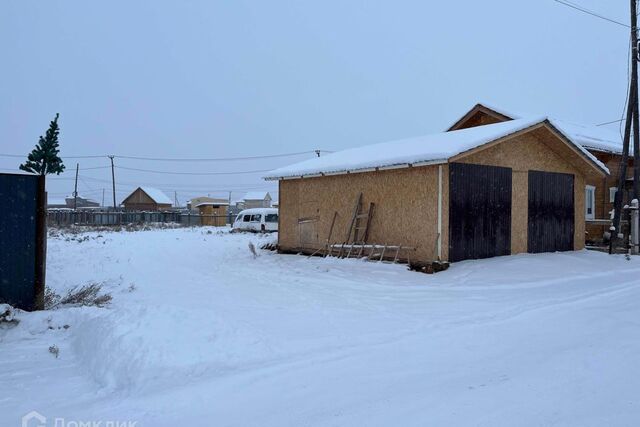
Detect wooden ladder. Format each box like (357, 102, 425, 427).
(345, 193, 375, 245)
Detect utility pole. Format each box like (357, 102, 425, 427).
(174, 191, 178, 207)
(109, 155, 117, 210)
(102, 188, 105, 207)
(611, 0, 640, 252)
(73, 163, 79, 211)
(633, 0, 640, 201)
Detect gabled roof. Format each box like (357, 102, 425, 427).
(449, 102, 625, 155)
(264, 117, 608, 180)
(195, 202, 229, 207)
(123, 187, 173, 205)
(139, 187, 173, 204)
(243, 191, 271, 201)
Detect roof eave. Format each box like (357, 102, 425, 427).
(263, 159, 448, 181)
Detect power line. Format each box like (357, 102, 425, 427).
(50, 173, 277, 189)
(552, 0, 630, 28)
(115, 166, 272, 175)
(0, 153, 106, 159)
(113, 150, 331, 162)
(0, 150, 332, 162)
(596, 118, 627, 126)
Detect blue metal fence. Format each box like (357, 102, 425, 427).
(0, 173, 45, 310)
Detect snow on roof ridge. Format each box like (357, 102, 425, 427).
(139, 186, 173, 205)
(265, 117, 562, 180)
(456, 102, 624, 156)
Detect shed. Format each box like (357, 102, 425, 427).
(121, 187, 173, 211)
(187, 196, 229, 212)
(264, 117, 608, 263)
(448, 102, 627, 243)
(195, 202, 228, 226)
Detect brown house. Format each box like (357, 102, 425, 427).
(121, 187, 173, 211)
(448, 103, 629, 243)
(265, 117, 608, 263)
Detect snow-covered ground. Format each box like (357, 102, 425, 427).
(1, 227, 639, 426)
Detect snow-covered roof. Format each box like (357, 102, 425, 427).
(195, 202, 229, 207)
(453, 102, 625, 155)
(47, 198, 67, 206)
(264, 117, 608, 180)
(139, 187, 173, 205)
(243, 191, 271, 201)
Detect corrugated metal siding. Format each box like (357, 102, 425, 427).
(449, 163, 512, 262)
(528, 170, 575, 253)
(0, 173, 40, 309)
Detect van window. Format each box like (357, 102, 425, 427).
(243, 215, 251, 222)
(235, 214, 243, 223)
(265, 213, 278, 223)
(250, 214, 262, 222)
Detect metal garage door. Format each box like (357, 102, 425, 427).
(449, 163, 512, 262)
(528, 170, 574, 253)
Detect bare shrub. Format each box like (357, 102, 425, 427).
(45, 283, 112, 309)
(260, 242, 277, 251)
(44, 287, 61, 309)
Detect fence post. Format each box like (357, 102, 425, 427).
(33, 177, 46, 310)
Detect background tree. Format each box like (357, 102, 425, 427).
(20, 113, 65, 175)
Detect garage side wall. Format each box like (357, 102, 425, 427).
(455, 132, 586, 253)
(278, 166, 442, 263)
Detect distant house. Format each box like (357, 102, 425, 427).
(66, 196, 100, 209)
(47, 195, 99, 210)
(242, 191, 272, 209)
(121, 187, 173, 211)
(47, 198, 69, 209)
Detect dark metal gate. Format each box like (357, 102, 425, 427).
(449, 163, 512, 262)
(0, 173, 46, 310)
(528, 170, 574, 253)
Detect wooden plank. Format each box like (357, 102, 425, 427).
(362, 202, 375, 243)
(345, 193, 362, 243)
(323, 212, 338, 258)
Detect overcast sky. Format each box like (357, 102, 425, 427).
(0, 0, 631, 204)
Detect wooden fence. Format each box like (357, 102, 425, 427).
(47, 210, 231, 227)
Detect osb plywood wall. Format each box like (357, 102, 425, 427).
(451, 109, 506, 131)
(198, 205, 228, 226)
(455, 127, 596, 253)
(278, 166, 442, 262)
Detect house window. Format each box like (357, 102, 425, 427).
(585, 185, 595, 220)
(609, 187, 618, 203)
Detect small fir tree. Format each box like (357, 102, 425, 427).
(20, 113, 65, 175)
